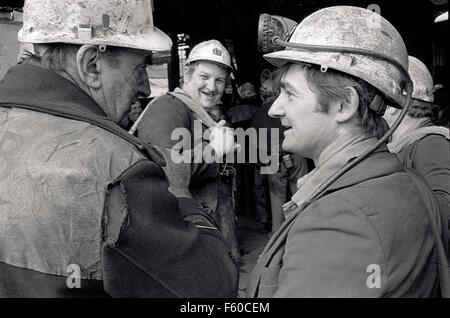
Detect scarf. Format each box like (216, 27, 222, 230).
(282, 136, 380, 217)
(388, 125, 449, 153)
(169, 88, 217, 128)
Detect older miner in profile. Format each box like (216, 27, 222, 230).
(0, 0, 237, 298)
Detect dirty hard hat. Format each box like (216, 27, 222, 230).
(263, 6, 409, 107)
(185, 40, 233, 73)
(18, 0, 172, 52)
(407, 56, 442, 103)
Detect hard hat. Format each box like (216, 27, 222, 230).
(263, 6, 409, 107)
(407, 56, 442, 103)
(18, 0, 172, 52)
(185, 40, 232, 73)
(238, 82, 256, 99)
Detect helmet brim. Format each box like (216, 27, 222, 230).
(186, 59, 233, 74)
(18, 26, 172, 53)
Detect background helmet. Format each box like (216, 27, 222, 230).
(407, 56, 442, 103)
(185, 40, 233, 73)
(18, 0, 172, 52)
(263, 6, 409, 107)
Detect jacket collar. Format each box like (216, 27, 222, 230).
(326, 146, 404, 192)
(0, 63, 106, 117)
(283, 136, 404, 216)
(261, 143, 404, 261)
(0, 63, 166, 167)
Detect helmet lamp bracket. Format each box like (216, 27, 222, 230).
(258, 14, 298, 54)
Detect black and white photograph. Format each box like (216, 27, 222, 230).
(0, 0, 448, 304)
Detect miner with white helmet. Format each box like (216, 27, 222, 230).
(136, 39, 241, 260)
(247, 6, 449, 297)
(384, 56, 449, 251)
(0, 0, 237, 297)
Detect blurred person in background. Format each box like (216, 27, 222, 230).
(384, 56, 449, 251)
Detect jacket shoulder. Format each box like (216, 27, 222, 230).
(278, 194, 386, 297)
(279, 170, 438, 297)
(138, 95, 193, 146)
(149, 94, 192, 118)
(0, 108, 146, 280)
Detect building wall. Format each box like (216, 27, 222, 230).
(0, 20, 22, 80)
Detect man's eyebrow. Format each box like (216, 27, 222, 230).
(197, 71, 226, 80)
(281, 81, 299, 93)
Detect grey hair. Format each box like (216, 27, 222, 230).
(22, 43, 121, 73)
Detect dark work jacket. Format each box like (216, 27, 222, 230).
(397, 134, 450, 250)
(138, 94, 220, 212)
(0, 64, 238, 298)
(247, 147, 442, 297)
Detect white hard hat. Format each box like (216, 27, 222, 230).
(264, 6, 409, 107)
(185, 40, 232, 72)
(407, 56, 442, 103)
(18, 0, 172, 52)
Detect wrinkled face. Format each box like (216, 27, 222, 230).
(268, 64, 334, 159)
(183, 62, 227, 109)
(100, 48, 151, 128)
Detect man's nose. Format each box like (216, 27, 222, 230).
(206, 79, 216, 92)
(138, 77, 151, 98)
(268, 96, 283, 118)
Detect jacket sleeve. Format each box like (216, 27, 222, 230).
(413, 135, 450, 221)
(274, 195, 387, 298)
(138, 95, 191, 149)
(101, 160, 238, 298)
(137, 95, 217, 192)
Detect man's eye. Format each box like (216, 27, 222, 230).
(200, 75, 208, 80)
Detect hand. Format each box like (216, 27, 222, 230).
(209, 120, 238, 157)
(155, 147, 193, 198)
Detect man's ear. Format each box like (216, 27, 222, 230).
(75, 45, 102, 89)
(334, 86, 359, 123)
(183, 67, 192, 84)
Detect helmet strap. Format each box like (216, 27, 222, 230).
(369, 95, 387, 116)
